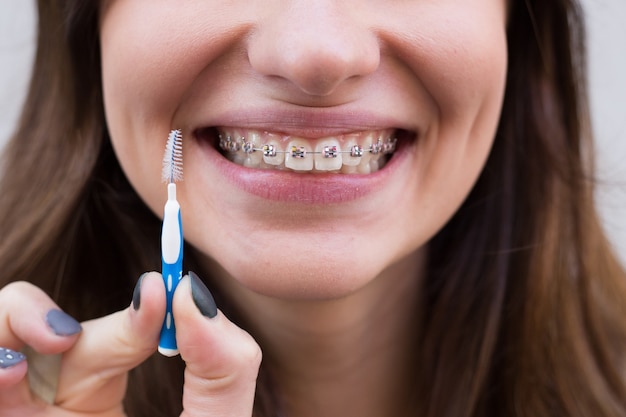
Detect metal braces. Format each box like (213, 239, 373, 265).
(219, 134, 398, 159)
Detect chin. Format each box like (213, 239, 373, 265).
(195, 229, 406, 301)
(230, 261, 377, 301)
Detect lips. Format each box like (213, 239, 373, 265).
(196, 126, 408, 174)
(190, 123, 416, 203)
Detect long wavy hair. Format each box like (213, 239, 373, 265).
(0, 1, 625, 416)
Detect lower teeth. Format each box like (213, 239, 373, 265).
(218, 134, 397, 174)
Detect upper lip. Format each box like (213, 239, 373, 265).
(185, 107, 417, 139)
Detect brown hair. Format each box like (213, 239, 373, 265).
(0, 1, 624, 416)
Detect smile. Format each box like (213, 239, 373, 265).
(192, 126, 416, 203)
(213, 127, 399, 174)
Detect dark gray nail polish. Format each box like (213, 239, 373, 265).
(133, 273, 147, 311)
(0, 347, 26, 369)
(190, 271, 218, 318)
(45, 309, 82, 336)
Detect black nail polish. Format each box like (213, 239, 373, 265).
(45, 309, 82, 336)
(190, 271, 218, 318)
(133, 273, 147, 311)
(0, 347, 26, 369)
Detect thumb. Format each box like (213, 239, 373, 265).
(55, 272, 165, 413)
(174, 272, 262, 417)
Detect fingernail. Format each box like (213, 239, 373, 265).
(0, 347, 26, 369)
(133, 273, 147, 311)
(45, 309, 82, 336)
(190, 271, 218, 318)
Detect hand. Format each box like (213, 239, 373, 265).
(174, 272, 262, 417)
(0, 273, 262, 417)
(0, 276, 164, 417)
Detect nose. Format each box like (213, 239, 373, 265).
(247, 2, 380, 97)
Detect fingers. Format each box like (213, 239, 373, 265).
(0, 348, 28, 387)
(0, 281, 82, 354)
(174, 273, 262, 417)
(0, 348, 31, 410)
(54, 272, 166, 413)
(0, 281, 81, 409)
(2, 273, 262, 417)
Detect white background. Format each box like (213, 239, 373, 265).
(1, 1, 625, 264)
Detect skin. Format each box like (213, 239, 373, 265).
(99, 0, 507, 301)
(0, 1, 508, 416)
(99, 0, 508, 415)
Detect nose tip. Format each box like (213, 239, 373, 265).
(247, 8, 380, 97)
(253, 40, 379, 97)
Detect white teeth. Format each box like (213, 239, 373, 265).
(352, 133, 375, 174)
(341, 134, 364, 167)
(243, 132, 263, 168)
(356, 133, 374, 169)
(358, 162, 371, 174)
(285, 139, 314, 171)
(340, 164, 358, 174)
(218, 129, 397, 174)
(314, 139, 342, 171)
(262, 138, 284, 166)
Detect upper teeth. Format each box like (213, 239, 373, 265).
(218, 129, 398, 174)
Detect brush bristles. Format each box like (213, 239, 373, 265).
(162, 129, 183, 183)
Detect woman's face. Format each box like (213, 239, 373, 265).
(100, 0, 508, 300)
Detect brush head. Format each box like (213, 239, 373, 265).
(162, 129, 183, 183)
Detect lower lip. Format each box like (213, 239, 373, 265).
(194, 130, 413, 204)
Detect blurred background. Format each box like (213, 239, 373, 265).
(1, 1, 625, 264)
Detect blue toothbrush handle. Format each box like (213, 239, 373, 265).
(160, 256, 182, 355)
(159, 194, 183, 356)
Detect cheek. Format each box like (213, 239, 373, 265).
(435, 19, 508, 189)
(99, 2, 255, 216)
(99, 2, 250, 122)
(415, 11, 508, 122)
(398, 4, 508, 240)
(100, 4, 191, 127)
(99, 2, 217, 216)
(423, 7, 508, 155)
(379, 0, 508, 118)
